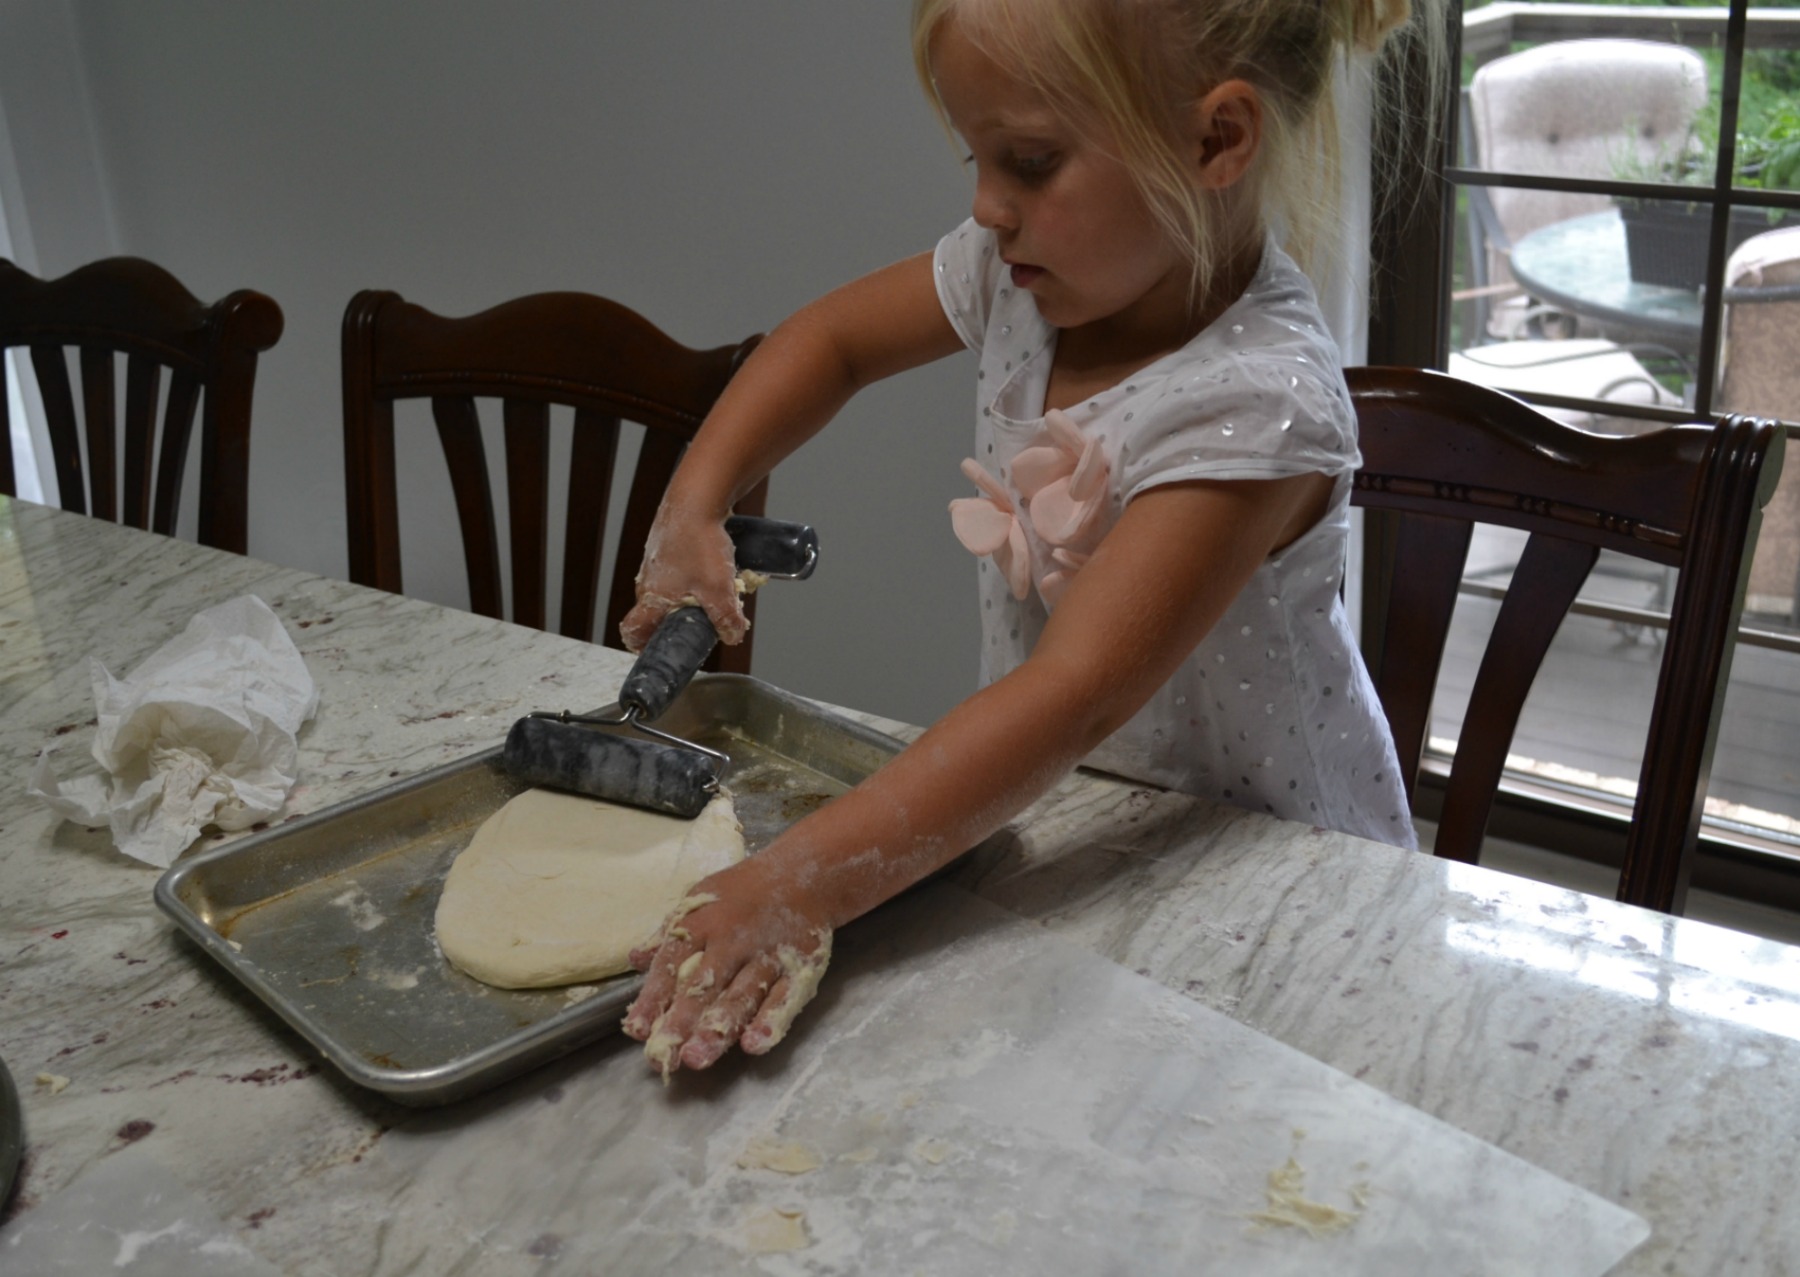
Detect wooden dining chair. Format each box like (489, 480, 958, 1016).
(0, 257, 284, 553)
(1348, 365, 1785, 914)
(341, 288, 765, 670)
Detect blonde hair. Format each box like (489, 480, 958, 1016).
(911, 0, 1447, 306)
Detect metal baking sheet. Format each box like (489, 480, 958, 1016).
(153, 675, 912, 1106)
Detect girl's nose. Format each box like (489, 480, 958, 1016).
(971, 172, 1016, 235)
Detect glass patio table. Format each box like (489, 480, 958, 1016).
(1508, 208, 1703, 342)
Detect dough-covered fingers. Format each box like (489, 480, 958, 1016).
(620, 936, 692, 1040)
(741, 928, 834, 1056)
(739, 975, 791, 1056)
(678, 953, 783, 1071)
(641, 949, 748, 1079)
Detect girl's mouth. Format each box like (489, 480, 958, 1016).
(1009, 263, 1045, 288)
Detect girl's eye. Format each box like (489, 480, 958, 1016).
(1009, 151, 1060, 183)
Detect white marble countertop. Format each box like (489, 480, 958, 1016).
(2, 497, 1799, 1274)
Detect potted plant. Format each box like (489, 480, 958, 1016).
(1611, 104, 1797, 291)
(1735, 102, 1800, 192)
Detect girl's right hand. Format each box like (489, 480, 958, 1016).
(620, 859, 834, 1075)
(618, 502, 749, 652)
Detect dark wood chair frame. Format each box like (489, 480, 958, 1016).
(341, 288, 765, 670)
(0, 257, 283, 553)
(1348, 364, 1785, 914)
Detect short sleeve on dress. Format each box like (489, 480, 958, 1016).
(933, 218, 1001, 352)
(1117, 353, 1362, 504)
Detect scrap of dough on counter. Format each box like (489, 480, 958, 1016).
(1247, 1136, 1364, 1238)
(741, 1206, 810, 1254)
(35, 1072, 71, 1094)
(434, 789, 745, 989)
(736, 1137, 824, 1175)
(914, 1138, 954, 1165)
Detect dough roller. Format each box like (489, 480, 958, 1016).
(501, 515, 819, 818)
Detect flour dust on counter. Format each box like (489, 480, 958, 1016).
(368, 884, 1649, 1276)
(434, 788, 746, 989)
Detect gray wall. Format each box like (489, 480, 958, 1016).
(0, 1, 981, 725)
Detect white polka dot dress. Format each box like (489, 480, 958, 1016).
(935, 219, 1415, 849)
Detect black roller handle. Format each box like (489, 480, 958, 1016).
(619, 606, 718, 721)
(726, 514, 818, 580)
(619, 515, 819, 722)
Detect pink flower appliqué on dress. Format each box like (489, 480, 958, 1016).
(949, 458, 1032, 600)
(1014, 408, 1108, 551)
(950, 408, 1110, 605)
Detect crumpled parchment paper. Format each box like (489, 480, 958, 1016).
(28, 594, 319, 868)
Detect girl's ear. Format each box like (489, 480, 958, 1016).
(1192, 80, 1262, 189)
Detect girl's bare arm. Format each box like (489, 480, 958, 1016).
(624, 465, 1332, 1070)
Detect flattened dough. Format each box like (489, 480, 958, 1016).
(435, 789, 745, 989)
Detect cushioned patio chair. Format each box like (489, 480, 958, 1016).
(1718, 226, 1800, 623)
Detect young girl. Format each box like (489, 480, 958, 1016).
(619, 0, 1439, 1076)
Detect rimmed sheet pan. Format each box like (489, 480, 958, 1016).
(154, 676, 908, 1106)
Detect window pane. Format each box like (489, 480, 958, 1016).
(1449, 195, 1702, 423)
(1736, 27, 1800, 193)
(1430, 568, 1660, 806)
(1460, 25, 1715, 188)
(1712, 202, 1800, 644)
(1715, 204, 1800, 426)
(1712, 643, 1800, 839)
(1431, 539, 1800, 842)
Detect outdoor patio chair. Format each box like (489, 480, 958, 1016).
(1718, 225, 1800, 624)
(0, 256, 283, 553)
(1348, 365, 1783, 914)
(341, 287, 765, 667)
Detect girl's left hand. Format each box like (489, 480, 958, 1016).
(620, 860, 834, 1075)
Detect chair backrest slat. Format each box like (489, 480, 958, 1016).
(343, 288, 764, 668)
(1433, 532, 1599, 863)
(122, 355, 162, 529)
(1, 258, 282, 552)
(560, 408, 621, 641)
(30, 344, 85, 515)
(430, 394, 504, 620)
(78, 347, 116, 520)
(502, 397, 551, 631)
(1349, 365, 1784, 914)
(150, 371, 202, 538)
